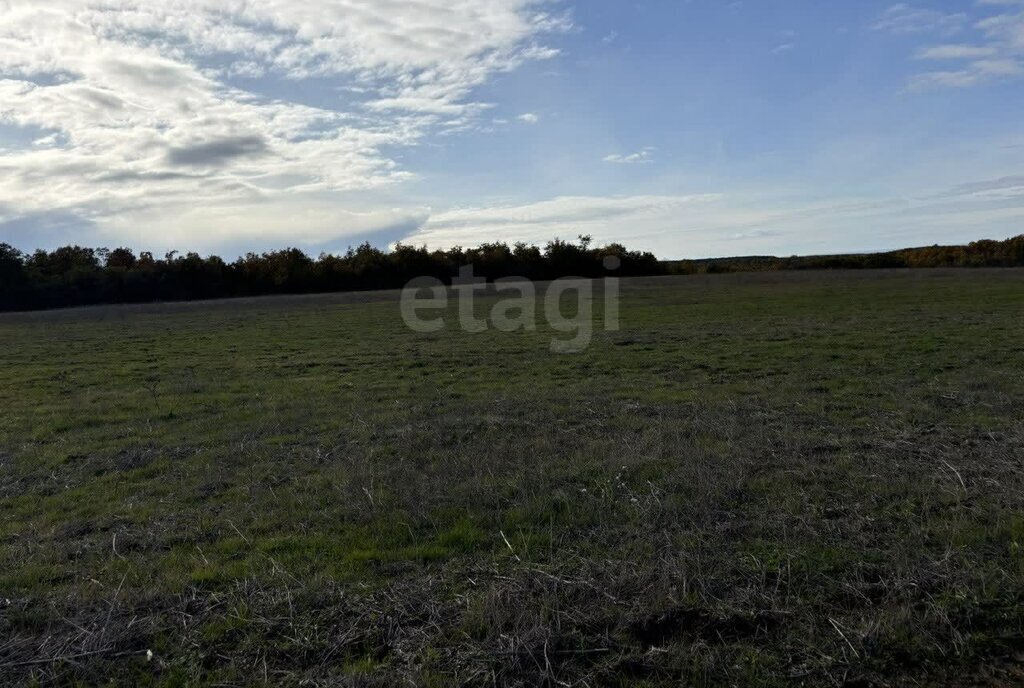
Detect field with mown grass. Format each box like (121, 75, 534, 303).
(1, 269, 1022, 686)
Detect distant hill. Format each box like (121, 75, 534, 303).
(664, 236, 1024, 274)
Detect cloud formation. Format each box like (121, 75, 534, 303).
(876, 2, 1024, 89)
(872, 4, 967, 35)
(166, 135, 272, 167)
(408, 195, 721, 247)
(603, 148, 654, 164)
(942, 174, 1024, 198)
(0, 0, 568, 247)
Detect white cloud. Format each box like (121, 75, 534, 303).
(408, 194, 722, 248)
(883, 2, 1024, 89)
(603, 148, 654, 164)
(940, 174, 1024, 199)
(517, 112, 540, 124)
(916, 44, 997, 59)
(872, 4, 966, 35)
(101, 200, 430, 253)
(0, 0, 568, 246)
(910, 58, 1022, 89)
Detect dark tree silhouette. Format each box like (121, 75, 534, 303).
(0, 235, 1021, 312)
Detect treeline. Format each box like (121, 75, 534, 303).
(0, 237, 660, 312)
(667, 235, 1024, 275)
(1, 234, 1022, 312)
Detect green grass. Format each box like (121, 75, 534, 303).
(1, 269, 1023, 686)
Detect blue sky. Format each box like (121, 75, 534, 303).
(1, 1, 1022, 259)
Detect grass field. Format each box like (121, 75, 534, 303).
(1, 269, 1023, 686)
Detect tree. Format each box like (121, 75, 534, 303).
(106, 247, 137, 270)
(0, 243, 27, 308)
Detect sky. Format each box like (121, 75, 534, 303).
(0, 0, 1023, 259)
